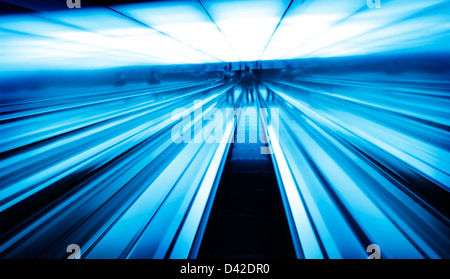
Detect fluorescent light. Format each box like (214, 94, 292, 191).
(201, 0, 291, 61)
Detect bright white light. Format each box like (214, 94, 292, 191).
(46, 8, 146, 35)
(261, 0, 364, 60)
(282, 0, 450, 59)
(117, 1, 236, 62)
(0, 0, 449, 70)
(201, 0, 290, 61)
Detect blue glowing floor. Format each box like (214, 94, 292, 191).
(0, 71, 448, 259)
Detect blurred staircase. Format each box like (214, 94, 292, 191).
(197, 102, 296, 259)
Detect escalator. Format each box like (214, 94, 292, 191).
(197, 90, 296, 259)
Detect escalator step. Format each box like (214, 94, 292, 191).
(197, 102, 295, 259)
